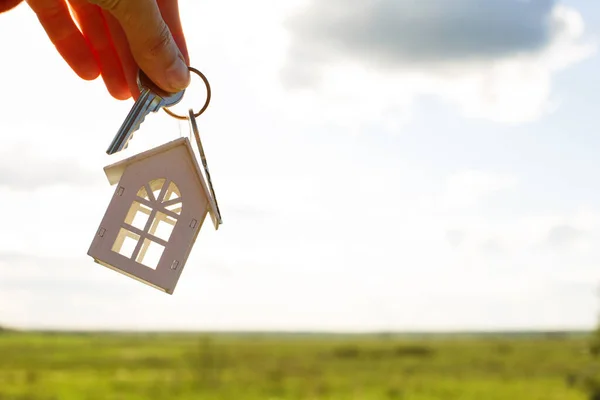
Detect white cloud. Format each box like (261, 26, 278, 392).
(442, 169, 518, 208)
(281, 2, 596, 127)
(0, 143, 100, 190)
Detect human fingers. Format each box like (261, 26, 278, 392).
(68, 0, 129, 100)
(26, 0, 99, 80)
(89, 0, 190, 93)
(101, 9, 139, 99)
(156, 0, 189, 64)
(102, 0, 189, 100)
(0, 0, 24, 13)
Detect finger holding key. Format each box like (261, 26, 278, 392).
(88, 0, 190, 94)
(68, 0, 130, 100)
(106, 69, 185, 155)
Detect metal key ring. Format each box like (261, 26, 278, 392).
(163, 66, 212, 120)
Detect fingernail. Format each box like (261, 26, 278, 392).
(166, 57, 190, 91)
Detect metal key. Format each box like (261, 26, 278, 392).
(106, 70, 186, 155)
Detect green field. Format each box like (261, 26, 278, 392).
(0, 331, 598, 399)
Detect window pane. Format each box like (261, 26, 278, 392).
(124, 201, 152, 230)
(165, 201, 182, 215)
(111, 228, 140, 259)
(135, 239, 165, 270)
(163, 181, 181, 202)
(149, 212, 177, 242)
(149, 179, 166, 201)
(137, 186, 149, 200)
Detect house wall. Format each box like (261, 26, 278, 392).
(88, 144, 210, 294)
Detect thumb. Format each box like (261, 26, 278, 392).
(91, 0, 190, 93)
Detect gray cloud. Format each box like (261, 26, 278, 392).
(446, 229, 465, 248)
(284, 0, 561, 84)
(0, 150, 101, 190)
(0, 252, 137, 295)
(480, 238, 506, 257)
(546, 225, 585, 248)
(0, 252, 91, 281)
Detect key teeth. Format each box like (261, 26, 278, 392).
(122, 113, 146, 151)
(131, 114, 146, 136)
(108, 89, 156, 154)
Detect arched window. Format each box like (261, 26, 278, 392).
(111, 179, 183, 269)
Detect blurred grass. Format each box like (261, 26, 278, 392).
(0, 330, 595, 399)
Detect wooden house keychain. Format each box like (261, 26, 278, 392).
(87, 67, 222, 295)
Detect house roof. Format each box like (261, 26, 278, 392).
(103, 137, 221, 230)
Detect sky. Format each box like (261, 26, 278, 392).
(0, 0, 599, 332)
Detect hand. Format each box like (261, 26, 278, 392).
(25, 0, 190, 100)
(0, 0, 23, 12)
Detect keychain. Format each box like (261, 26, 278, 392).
(87, 67, 222, 295)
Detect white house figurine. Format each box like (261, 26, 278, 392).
(88, 137, 220, 294)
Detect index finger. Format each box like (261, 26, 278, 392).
(26, 0, 100, 80)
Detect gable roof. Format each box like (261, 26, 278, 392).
(103, 137, 221, 230)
